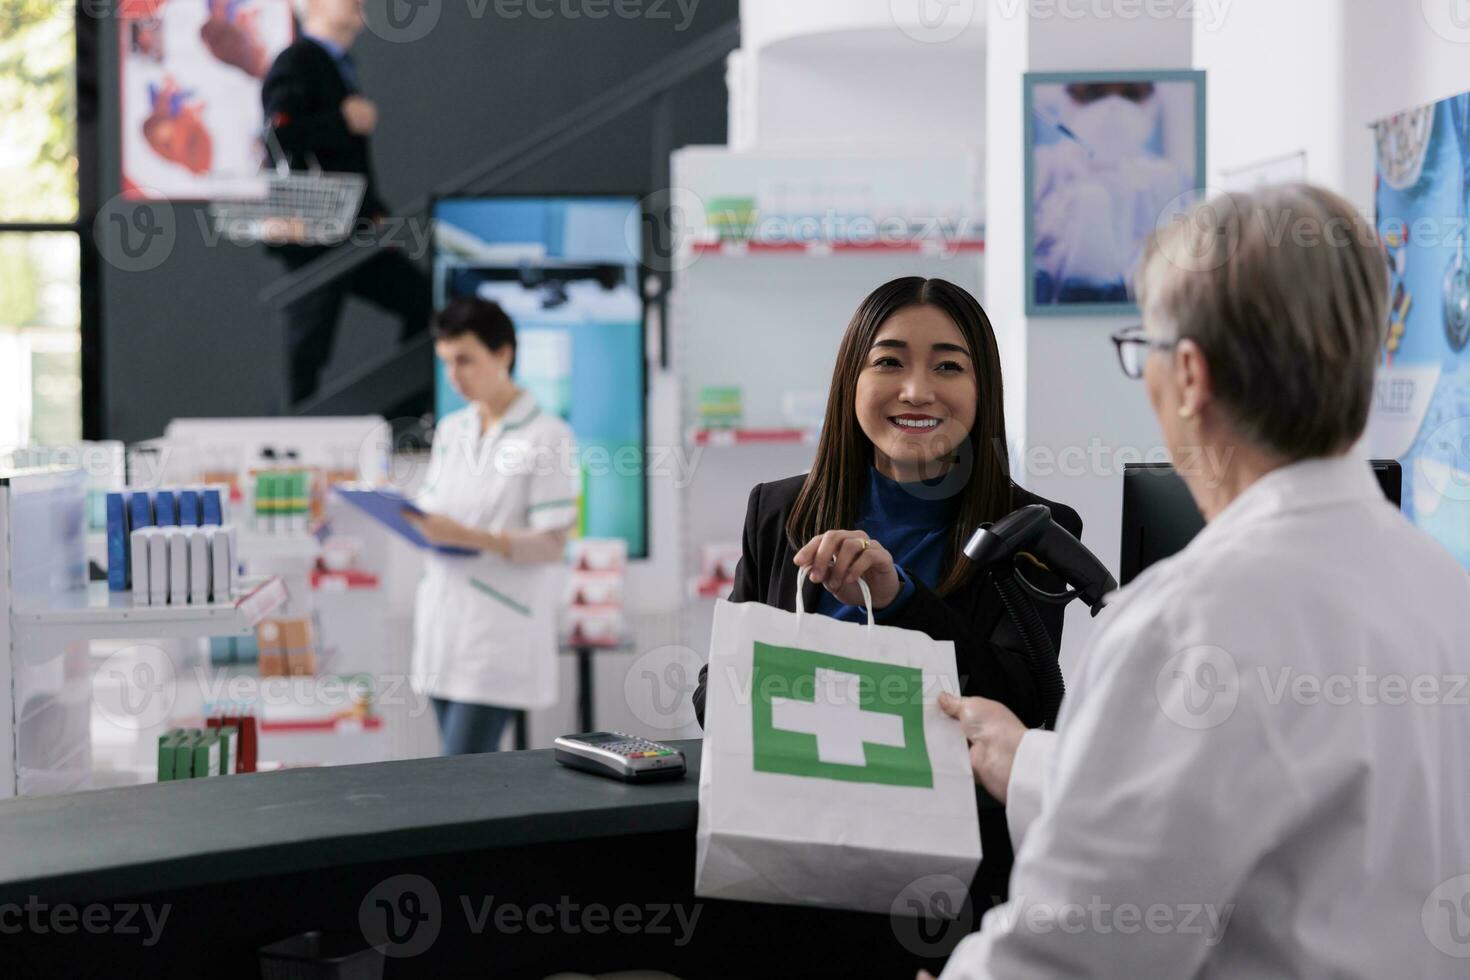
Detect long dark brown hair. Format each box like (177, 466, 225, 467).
(785, 277, 1012, 597)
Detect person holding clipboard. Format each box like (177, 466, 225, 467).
(402, 297, 578, 754)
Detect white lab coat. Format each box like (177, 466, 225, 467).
(410, 393, 578, 709)
(942, 455, 1470, 978)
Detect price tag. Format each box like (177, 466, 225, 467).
(235, 576, 288, 626)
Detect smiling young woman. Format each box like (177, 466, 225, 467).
(787, 281, 1013, 604)
(693, 275, 1082, 721)
(690, 276, 1083, 910)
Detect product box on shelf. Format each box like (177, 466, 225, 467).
(565, 538, 628, 647)
(256, 617, 316, 677)
(109, 485, 233, 595)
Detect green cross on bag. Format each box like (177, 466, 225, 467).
(750, 641, 933, 788)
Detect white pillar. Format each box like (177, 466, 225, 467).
(985, 0, 1195, 661)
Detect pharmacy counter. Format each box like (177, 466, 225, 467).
(0, 741, 972, 978)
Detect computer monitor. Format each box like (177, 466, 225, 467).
(1119, 460, 1403, 585)
(431, 195, 648, 558)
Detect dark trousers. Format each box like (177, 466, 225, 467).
(432, 697, 515, 755)
(278, 245, 432, 406)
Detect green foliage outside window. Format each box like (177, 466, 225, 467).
(0, 2, 81, 446)
(0, 2, 78, 223)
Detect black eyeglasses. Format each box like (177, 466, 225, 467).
(1110, 326, 1177, 380)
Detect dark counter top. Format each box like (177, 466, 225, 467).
(0, 740, 702, 905)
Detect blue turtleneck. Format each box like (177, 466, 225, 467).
(814, 464, 960, 623)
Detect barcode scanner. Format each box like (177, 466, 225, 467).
(964, 505, 1118, 728)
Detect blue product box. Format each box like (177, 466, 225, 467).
(155, 490, 178, 526)
(180, 490, 201, 527)
(106, 492, 129, 591)
(129, 491, 154, 530)
(202, 488, 224, 525)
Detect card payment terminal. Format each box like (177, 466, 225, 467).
(553, 732, 687, 782)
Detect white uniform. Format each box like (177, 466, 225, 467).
(943, 455, 1470, 978)
(411, 393, 578, 709)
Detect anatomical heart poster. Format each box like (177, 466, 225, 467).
(120, 0, 293, 200)
(1371, 94, 1470, 571)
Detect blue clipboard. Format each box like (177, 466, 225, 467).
(334, 488, 480, 556)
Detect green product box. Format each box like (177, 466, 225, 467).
(698, 386, 744, 429)
(707, 197, 758, 240)
(258, 472, 285, 528)
(268, 473, 285, 525)
(192, 731, 223, 778)
(156, 728, 188, 783)
(253, 473, 267, 522)
(216, 726, 237, 775)
(172, 730, 200, 780)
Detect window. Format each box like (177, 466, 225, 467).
(0, 2, 85, 447)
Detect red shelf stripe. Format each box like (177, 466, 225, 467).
(692, 428, 814, 446)
(259, 717, 383, 734)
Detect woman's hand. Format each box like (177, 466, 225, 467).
(404, 510, 512, 556)
(403, 510, 475, 549)
(793, 530, 902, 610)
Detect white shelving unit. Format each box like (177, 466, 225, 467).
(12, 578, 285, 647)
(122, 417, 403, 771)
(733, 1, 987, 153)
(670, 147, 987, 655)
(1, 467, 287, 799)
(669, 2, 1001, 653)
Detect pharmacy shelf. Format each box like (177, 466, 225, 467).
(235, 529, 322, 564)
(259, 716, 383, 735)
(691, 239, 984, 257)
(257, 716, 390, 768)
(11, 576, 287, 649)
(689, 427, 819, 447)
(310, 569, 381, 591)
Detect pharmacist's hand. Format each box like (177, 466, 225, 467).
(793, 530, 900, 610)
(938, 692, 1026, 803)
(403, 509, 472, 548)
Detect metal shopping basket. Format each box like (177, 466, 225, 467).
(209, 129, 367, 247)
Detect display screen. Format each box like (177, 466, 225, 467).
(431, 196, 647, 558)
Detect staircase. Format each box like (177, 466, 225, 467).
(261, 20, 742, 420)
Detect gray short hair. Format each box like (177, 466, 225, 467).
(1137, 183, 1390, 460)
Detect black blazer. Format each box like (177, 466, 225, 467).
(692, 474, 1083, 729)
(261, 37, 385, 260)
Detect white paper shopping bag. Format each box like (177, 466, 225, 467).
(695, 569, 981, 917)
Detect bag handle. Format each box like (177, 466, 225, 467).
(260, 125, 324, 178)
(795, 565, 875, 631)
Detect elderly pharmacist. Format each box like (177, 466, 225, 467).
(405, 297, 577, 755)
(928, 184, 1470, 979)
